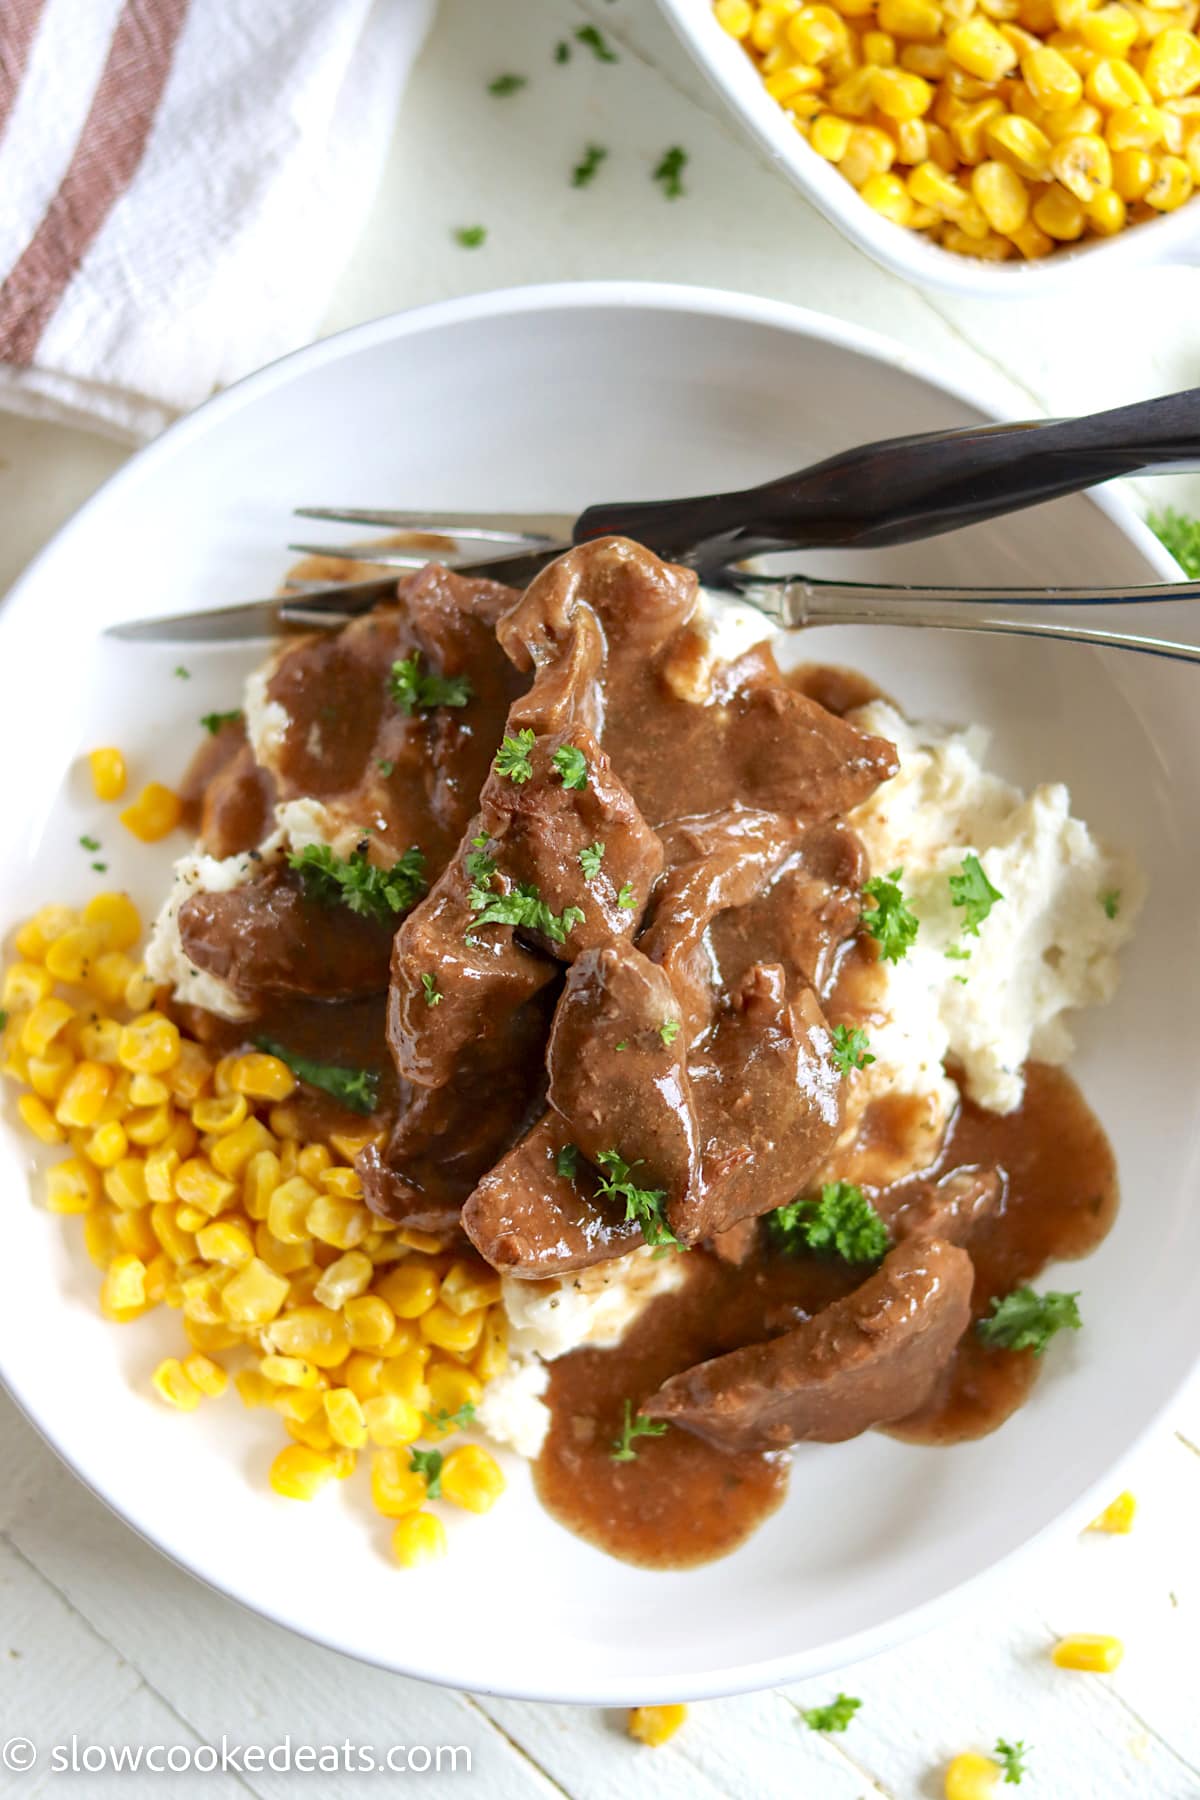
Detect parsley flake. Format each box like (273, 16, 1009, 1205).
(555, 1143, 579, 1180)
(770, 1182, 889, 1264)
(860, 867, 919, 963)
(421, 973, 442, 1008)
(1148, 506, 1200, 579)
(488, 73, 527, 95)
(423, 1402, 476, 1436)
(616, 882, 636, 911)
(594, 1150, 680, 1249)
(494, 729, 536, 783)
(611, 1399, 667, 1462)
(254, 1037, 379, 1116)
(572, 143, 608, 187)
(551, 744, 588, 790)
(579, 840, 605, 879)
(454, 225, 487, 249)
(995, 1738, 1029, 1785)
(390, 652, 474, 715)
(79, 834, 101, 852)
(659, 1018, 680, 1047)
(653, 145, 688, 198)
(376, 759, 395, 777)
(409, 1446, 444, 1497)
(468, 879, 583, 945)
(200, 710, 242, 735)
(949, 852, 1004, 936)
(977, 1287, 1081, 1355)
(92, 862, 108, 873)
(1100, 888, 1121, 920)
(802, 1695, 861, 1734)
(830, 1023, 874, 1074)
(576, 22, 618, 60)
(289, 842, 426, 923)
(554, 39, 570, 63)
(173, 665, 190, 680)
(945, 944, 971, 961)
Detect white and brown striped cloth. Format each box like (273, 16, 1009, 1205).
(0, 0, 434, 441)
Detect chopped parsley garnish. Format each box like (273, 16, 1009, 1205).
(1148, 506, 1200, 579)
(594, 1150, 680, 1249)
(488, 73, 526, 95)
(1101, 888, 1121, 920)
(465, 835, 497, 890)
(830, 1024, 874, 1074)
(554, 39, 570, 63)
(421, 973, 442, 1008)
(977, 1287, 1082, 1355)
(423, 1402, 476, 1436)
(579, 840, 605, 879)
(377, 759, 395, 777)
(995, 1739, 1029, 1785)
(653, 145, 688, 198)
(572, 143, 608, 187)
(576, 22, 618, 60)
(949, 852, 1004, 936)
(860, 867, 919, 963)
(92, 862, 108, 873)
(616, 882, 636, 911)
(200, 710, 242, 735)
(288, 842, 426, 922)
(945, 944, 971, 961)
(494, 729, 536, 783)
(254, 1037, 379, 1116)
(409, 1446, 444, 1497)
(390, 651, 474, 715)
(454, 225, 487, 248)
(555, 1143, 579, 1180)
(552, 744, 588, 790)
(79, 834, 101, 852)
(615, 1040, 629, 1052)
(610, 1399, 667, 1462)
(802, 1694, 861, 1733)
(659, 1018, 680, 1047)
(770, 1181, 889, 1264)
(468, 879, 584, 945)
(173, 665, 190, 679)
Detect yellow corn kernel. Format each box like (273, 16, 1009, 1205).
(293, 1147, 330, 1188)
(893, 115, 931, 159)
(1087, 181, 1128, 223)
(393, 1227, 448, 1255)
(440, 1443, 505, 1514)
(192, 1092, 248, 1136)
(180, 1263, 234, 1324)
(45, 1155, 100, 1213)
(874, 66, 936, 115)
(1089, 1488, 1137, 1531)
(986, 108, 1054, 170)
(140, 1149, 178, 1207)
(22, 997, 76, 1058)
(1187, 131, 1200, 177)
(838, 122, 898, 182)
(149, 1199, 192, 1263)
(15, 903, 78, 960)
(209, 1120, 275, 1185)
(222, 1255, 290, 1325)
(380, 1346, 432, 1410)
(1082, 3, 1140, 51)
(180, 1352, 227, 1398)
(1052, 1633, 1125, 1670)
(82, 1120, 128, 1168)
(261, 1353, 323, 1388)
(223, 1054, 292, 1105)
(376, 1262, 440, 1319)
(82, 1205, 117, 1265)
(42, 925, 104, 986)
(371, 1448, 428, 1517)
(255, 1222, 313, 1276)
(163, 1039, 213, 1106)
(116, 1012, 179, 1077)
(1032, 177, 1089, 229)
(131, 1079, 172, 1117)
(272, 1384, 325, 1424)
(473, 1310, 509, 1382)
(901, 45, 951, 80)
(119, 782, 182, 843)
(909, 157, 971, 207)
(285, 1413, 334, 1451)
(267, 1175, 319, 1244)
(55, 1060, 113, 1129)
(881, 0, 944, 32)
(951, 95, 1007, 158)
(1023, 42, 1086, 104)
(827, 63, 877, 113)
(344, 1351, 383, 1400)
(1146, 148, 1195, 197)
(944, 1752, 1001, 1800)
(161, 1115, 197, 1162)
(862, 28, 896, 62)
(1111, 142, 1156, 189)
(88, 748, 127, 802)
(195, 1218, 254, 1266)
(314, 1249, 373, 1310)
(1041, 96, 1104, 139)
(1106, 100, 1168, 144)
(419, 1303, 486, 1357)
(270, 1442, 338, 1500)
(1144, 25, 1200, 95)
(234, 1367, 273, 1407)
(629, 1705, 688, 1748)
(1050, 127, 1114, 189)
(18, 1091, 64, 1144)
(151, 1357, 201, 1411)
(323, 1386, 368, 1449)
(82, 890, 141, 952)
(943, 222, 1015, 251)
(1087, 56, 1152, 105)
(183, 1314, 239, 1353)
(305, 1192, 369, 1249)
(426, 1362, 484, 1428)
(715, 0, 754, 34)
(362, 1393, 424, 1446)
(175, 1202, 209, 1233)
(316, 1168, 362, 1206)
(437, 1261, 500, 1318)
(3, 962, 53, 1011)
(789, 5, 848, 60)
(125, 1102, 174, 1147)
(948, 16, 1021, 75)
(113, 1203, 159, 1260)
(175, 1156, 236, 1217)
(100, 1252, 147, 1318)
(391, 1510, 447, 1568)
(242, 1147, 281, 1221)
(268, 1303, 350, 1368)
(972, 155, 1033, 222)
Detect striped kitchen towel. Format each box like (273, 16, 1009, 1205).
(0, 0, 435, 442)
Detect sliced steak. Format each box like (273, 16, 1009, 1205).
(178, 868, 394, 1001)
(708, 820, 868, 1003)
(547, 943, 699, 1210)
(884, 1166, 1004, 1246)
(497, 536, 699, 671)
(462, 1113, 642, 1276)
(642, 1236, 973, 1452)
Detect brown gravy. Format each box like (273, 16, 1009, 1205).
(535, 1060, 1116, 1567)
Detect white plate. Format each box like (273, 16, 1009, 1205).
(1, 283, 1197, 1705)
(656, 0, 1200, 298)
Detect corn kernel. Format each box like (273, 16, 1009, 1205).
(789, 5, 849, 61)
(952, 94, 1007, 158)
(149, 1198, 193, 1261)
(1082, 3, 1139, 50)
(82, 891, 141, 953)
(3, 962, 53, 1010)
(344, 1293, 398, 1350)
(45, 1155, 100, 1213)
(1087, 181, 1128, 224)
(376, 1262, 440, 1318)
(948, 15, 1022, 75)
(192, 1092, 248, 1135)
(15, 903, 79, 960)
(43, 925, 105, 986)
(426, 1362, 484, 1428)
(119, 782, 182, 843)
(911, 157, 972, 206)
(235, 1367, 274, 1407)
(343, 1352, 383, 1400)
(1145, 25, 1200, 95)
(1050, 127, 1114, 188)
(222, 1255, 290, 1325)
(715, 0, 754, 34)
(1033, 176, 1089, 227)
(181, 1352, 228, 1397)
(270, 1442, 338, 1500)
(174, 1156, 235, 1217)
(267, 1175, 319, 1244)
(125, 1102, 174, 1146)
(945, 1752, 1001, 1799)
(629, 1705, 688, 1748)
(391, 1510, 447, 1567)
(313, 1249, 373, 1310)
(22, 997, 76, 1058)
(305, 1192, 369, 1249)
(88, 748, 127, 802)
(380, 1347, 432, 1410)
(285, 1413, 334, 1451)
(82, 1120, 128, 1168)
(323, 1386, 368, 1449)
(440, 1443, 505, 1514)
(242, 1147, 281, 1220)
(362, 1393, 424, 1446)
(971, 155, 1033, 220)
(420, 1303, 486, 1357)
(1052, 1633, 1125, 1670)
(151, 1357, 201, 1410)
(195, 1218, 254, 1266)
(1023, 41, 1086, 103)
(1106, 100, 1169, 144)
(1088, 1488, 1137, 1531)
(55, 1060, 114, 1129)
(261, 1353, 323, 1388)
(1146, 148, 1194, 198)
(371, 1448, 429, 1517)
(1088, 56, 1152, 105)
(268, 1303, 350, 1368)
(100, 1252, 147, 1318)
(473, 1310, 509, 1382)
(255, 1222, 313, 1276)
(18, 1091, 64, 1144)
(986, 108, 1055, 170)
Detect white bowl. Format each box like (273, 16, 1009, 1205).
(657, 0, 1200, 297)
(1, 283, 1197, 1704)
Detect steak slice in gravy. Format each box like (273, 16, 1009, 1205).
(642, 1236, 973, 1452)
(462, 1113, 643, 1276)
(178, 868, 395, 1002)
(498, 536, 699, 672)
(884, 1166, 1004, 1245)
(708, 820, 868, 1003)
(547, 943, 699, 1210)
(682, 967, 842, 1242)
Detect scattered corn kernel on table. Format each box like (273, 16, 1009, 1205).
(2, 1, 1200, 1794)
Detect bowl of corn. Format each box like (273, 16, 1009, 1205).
(659, 0, 1200, 290)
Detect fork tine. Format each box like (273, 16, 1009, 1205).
(287, 541, 480, 570)
(294, 505, 575, 543)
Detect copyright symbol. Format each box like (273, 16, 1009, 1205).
(2, 1737, 37, 1773)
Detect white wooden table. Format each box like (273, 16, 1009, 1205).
(2, 2, 1199, 1793)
